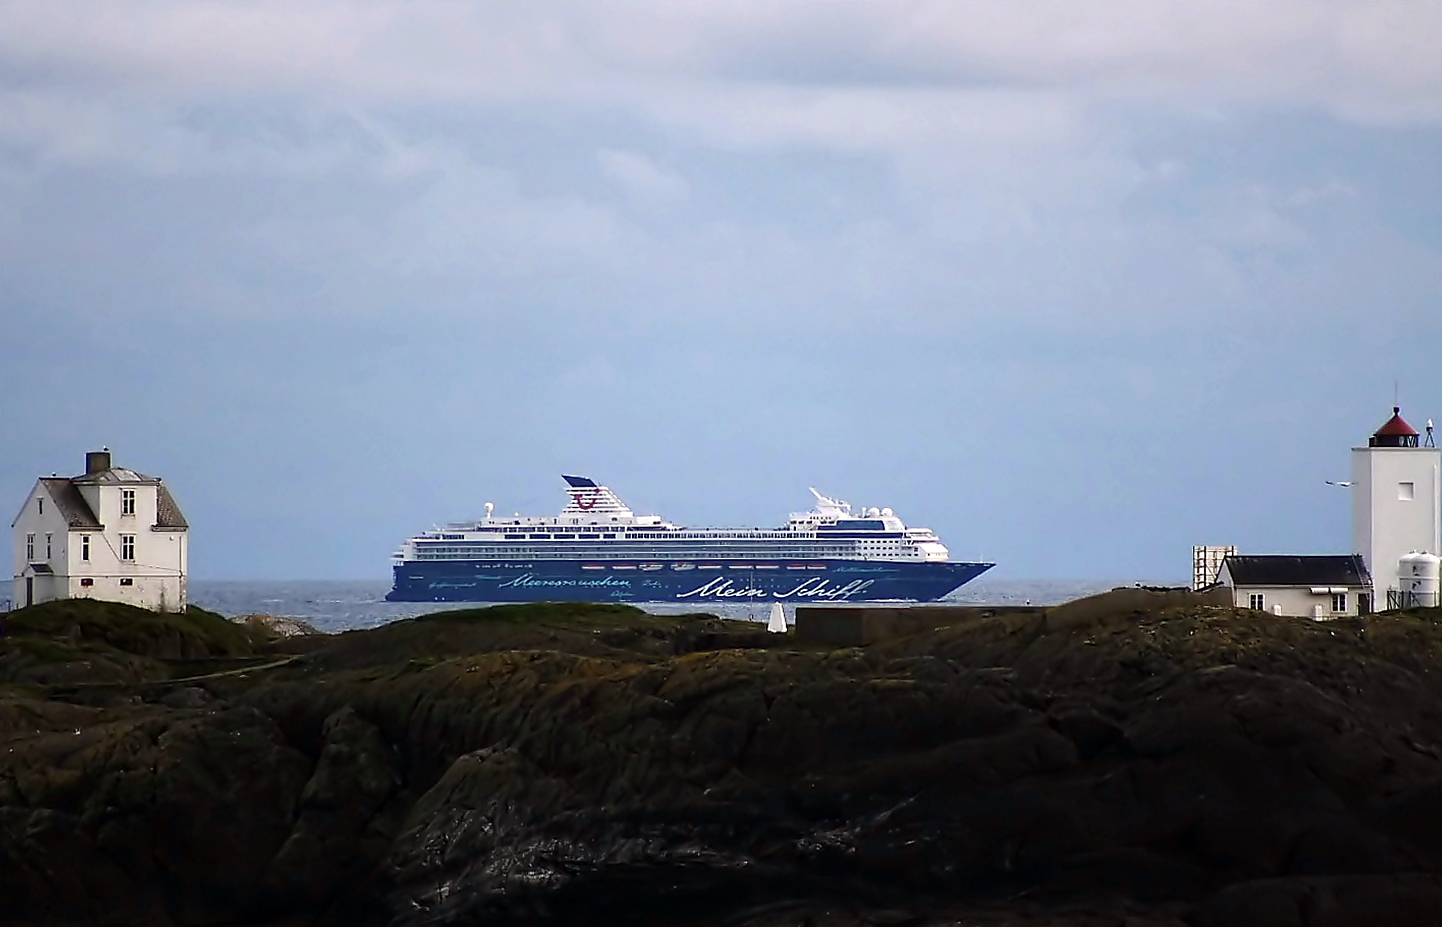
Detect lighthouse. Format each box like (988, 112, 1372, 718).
(1352, 407, 1441, 609)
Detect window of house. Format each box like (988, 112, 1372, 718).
(26, 533, 35, 561)
(80, 578, 93, 587)
(37, 498, 43, 515)
(120, 535, 136, 561)
(1332, 592, 1347, 612)
(1400, 482, 1415, 501)
(45, 534, 52, 559)
(121, 489, 136, 515)
(119, 578, 134, 586)
(1249, 592, 1265, 611)
(81, 535, 91, 561)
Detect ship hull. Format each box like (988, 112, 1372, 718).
(386, 559, 993, 604)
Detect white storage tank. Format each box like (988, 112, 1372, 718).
(1398, 551, 1442, 608)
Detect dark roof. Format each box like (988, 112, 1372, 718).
(1223, 555, 1370, 587)
(1374, 407, 1419, 438)
(562, 475, 598, 488)
(26, 563, 54, 575)
(39, 478, 102, 529)
(156, 484, 188, 529)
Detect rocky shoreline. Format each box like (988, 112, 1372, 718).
(5, 597, 1442, 926)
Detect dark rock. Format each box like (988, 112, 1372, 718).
(1197, 874, 1442, 927)
(265, 705, 402, 919)
(7, 600, 1442, 925)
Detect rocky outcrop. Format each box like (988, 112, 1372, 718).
(234, 614, 324, 639)
(5, 599, 1442, 925)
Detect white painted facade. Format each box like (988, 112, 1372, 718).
(1218, 579, 1365, 619)
(10, 451, 189, 612)
(1352, 440, 1441, 609)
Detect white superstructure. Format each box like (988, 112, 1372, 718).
(394, 477, 953, 565)
(1352, 408, 1441, 610)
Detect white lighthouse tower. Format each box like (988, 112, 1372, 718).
(1352, 407, 1440, 610)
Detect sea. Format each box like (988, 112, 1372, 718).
(187, 578, 1176, 634)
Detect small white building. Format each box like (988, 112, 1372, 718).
(1352, 407, 1441, 609)
(10, 450, 189, 612)
(1217, 554, 1372, 619)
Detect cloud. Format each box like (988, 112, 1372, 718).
(0, 89, 382, 177)
(386, 159, 640, 277)
(2, 0, 1439, 340)
(597, 148, 689, 206)
(4, 2, 1442, 137)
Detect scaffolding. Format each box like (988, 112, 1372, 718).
(1193, 546, 1237, 591)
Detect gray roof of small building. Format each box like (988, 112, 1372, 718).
(1223, 554, 1370, 587)
(39, 478, 102, 529)
(72, 467, 161, 485)
(156, 484, 189, 529)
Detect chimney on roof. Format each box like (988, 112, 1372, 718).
(86, 449, 112, 475)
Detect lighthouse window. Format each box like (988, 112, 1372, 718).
(1399, 482, 1415, 501)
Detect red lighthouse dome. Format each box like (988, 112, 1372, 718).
(1369, 407, 1420, 448)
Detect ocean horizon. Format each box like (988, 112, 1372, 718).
(184, 577, 1183, 634)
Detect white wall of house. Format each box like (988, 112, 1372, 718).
(1353, 445, 1442, 605)
(11, 475, 188, 612)
(1227, 584, 1364, 619)
(11, 483, 68, 608)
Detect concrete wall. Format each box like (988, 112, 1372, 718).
(1228, 584, 1365, 619)
(1353, 445, 1442, 602)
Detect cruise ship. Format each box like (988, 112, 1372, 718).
(385, 476, 993, 604)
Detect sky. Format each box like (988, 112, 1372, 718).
(3, 0, 1441, 581)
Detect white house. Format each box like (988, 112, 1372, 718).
(1352, 407, 1440, 609)
(1216, 554, 1372, 619)
(11, 450, 189, 612)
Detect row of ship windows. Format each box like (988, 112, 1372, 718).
(414, 546, 857, 557)
(419, 539, 857, 548)
(438, 530, 900, 541)
(411, 552, 919, 561)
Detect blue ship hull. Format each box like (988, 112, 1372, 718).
(386, 559, 994, 604)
